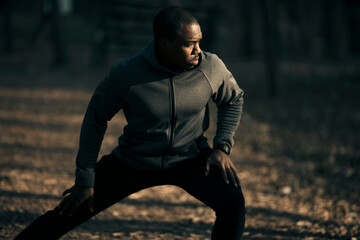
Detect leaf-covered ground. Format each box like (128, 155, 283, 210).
(0, 47, 359, 239)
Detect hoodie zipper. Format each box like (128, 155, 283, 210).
(162, 77, 176, 171)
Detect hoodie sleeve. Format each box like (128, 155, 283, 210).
(211, 62, 244, 153)
(75, 65, 124, 188)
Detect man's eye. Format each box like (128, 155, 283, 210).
(185, 42, 196, 47)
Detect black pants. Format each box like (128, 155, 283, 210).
(15, 151, 245, 239)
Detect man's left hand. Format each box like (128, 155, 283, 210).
(58, 186, 94, 217)
(205, 149, 241, 187)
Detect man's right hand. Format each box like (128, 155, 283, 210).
(58, 186, 94, 217)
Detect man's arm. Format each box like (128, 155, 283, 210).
(59, 65, 124, 216)
(205, 68, 244, 187)
(75, 65, 124, 188)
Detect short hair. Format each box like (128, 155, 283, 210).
(153, 6, 199, 40)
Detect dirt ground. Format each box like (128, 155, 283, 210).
(0, 42, 359, 239)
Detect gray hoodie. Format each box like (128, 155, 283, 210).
(75, 42, 244, 188)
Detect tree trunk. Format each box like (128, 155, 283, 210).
(261, 0, 277, 97)
(3, 0, 13, 53)
(240, 0, 254, 59)
(51, 0, 67, 65)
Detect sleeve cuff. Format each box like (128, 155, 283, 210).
(75, 168, 95, 188)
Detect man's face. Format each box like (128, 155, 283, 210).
(162, 23, 202, 71)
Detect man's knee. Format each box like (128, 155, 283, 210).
(217, 188, 245, 217)
(230, 190, 245, 213)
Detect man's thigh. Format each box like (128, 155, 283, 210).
(169, 151, 245, 212)
(92, 153, 165, 211)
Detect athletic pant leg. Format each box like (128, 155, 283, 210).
(170, 150, 246, 240)
(14, 153, 163, 240)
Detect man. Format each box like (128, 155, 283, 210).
(15, 6, 245, 240)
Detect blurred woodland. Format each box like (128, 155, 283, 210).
(0, 0, 359, 239)
(1, 0, 360, 93)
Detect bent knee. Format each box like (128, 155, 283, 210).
(215, 189, 245, 216)
(229, 192, 245, 213)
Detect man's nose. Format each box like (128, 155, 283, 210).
(193, 42, 201, 54)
